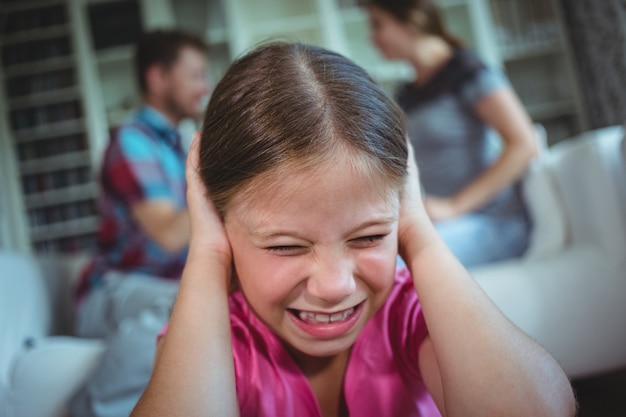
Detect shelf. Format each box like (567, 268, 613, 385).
(7, 86, 81, 108)
(30, 215, 100, 242)
(237, 0, 318, 23)
(526, 100, 576, 120)
(500, 40, 563, 61)
(340, 7, 366, 24)
(19, 150, 92, 175)
(248, 27, 324, 48)
(341, 0, 467, 13)
(0, 24, 70, 45)
(106, 106, 134, 129)
(23, 183, 98, 209)
(12, 119, 85, 142)
(366, 63, 414, 82)
(438, 0, 468, 9)
(0, 0, 65, 13)
(336, 0, 357, 9)
(250, 14, 320, 36)
(96, 45, 134, 65)
(206, 28, 228, 45)
(2, 55, 75, 77)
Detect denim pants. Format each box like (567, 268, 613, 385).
(69, 272, 179, 417)
(435, 214, 530, 268)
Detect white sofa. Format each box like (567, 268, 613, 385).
(0, 252, 104, 417)
(471, 125, 626, 379)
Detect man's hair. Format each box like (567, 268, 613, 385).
(134, 29, 208, 94)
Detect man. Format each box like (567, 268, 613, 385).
(70, 29, 210, 417)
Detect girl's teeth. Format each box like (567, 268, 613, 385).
(299, 311, 315, 321)
(298, 307, 355, 324)
(315, 314, 330, 323)
(330, 312, 344, 322)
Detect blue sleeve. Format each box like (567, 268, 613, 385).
(114, 125, 173, 202)
(459, 66, 510, 105)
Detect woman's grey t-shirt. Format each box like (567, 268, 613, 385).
(398, 49, 526, 218)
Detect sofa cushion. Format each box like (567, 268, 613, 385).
(521, 155, 568, 260)
(549, 126, 626, 256)
(472, 244, 626, 378)
(9, 336, 105, 417)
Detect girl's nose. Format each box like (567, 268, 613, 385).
(306, 253, 356, 305)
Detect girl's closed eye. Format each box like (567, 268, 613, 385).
(266, 245, 308, 255)
(350, 234, 388, 248)
(265, 235, 388, 254)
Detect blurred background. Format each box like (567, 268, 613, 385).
(0, 0, 624, 415)
(1, 0, 623, 257)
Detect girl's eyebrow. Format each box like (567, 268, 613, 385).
(250, 216, 397, 240)
(249, 229, 307, 240)
(343, 216, 397, 237)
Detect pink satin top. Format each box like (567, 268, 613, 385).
(229, 268, 441, 416)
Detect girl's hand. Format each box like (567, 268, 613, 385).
(132, 133, 239, 417)
(186, 133, 232, 270)
(398, 142, 436, 260)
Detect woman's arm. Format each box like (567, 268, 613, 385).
(425, 87, 538, 221)
(131, 135, 239, 417)
(400, 144, 576, 417)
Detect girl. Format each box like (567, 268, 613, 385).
(131, 42, 574, 417)
(362, 0, 538, 267)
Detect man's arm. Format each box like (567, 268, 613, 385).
(132, 201, 190, 252)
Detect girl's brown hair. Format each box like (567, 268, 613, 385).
(198, 42, 408, 216)
(360, 0, 463, 48)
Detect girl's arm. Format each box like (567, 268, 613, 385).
(425, 87, 538, 221)
(131, 135, 239, 417)
(400, 144, 576, 417)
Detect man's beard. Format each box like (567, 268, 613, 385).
(165, 96, 193, 121)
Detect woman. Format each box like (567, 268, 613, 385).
(362, 0, 538, 267)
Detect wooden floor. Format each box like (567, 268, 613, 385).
(573, 368, 626, 416)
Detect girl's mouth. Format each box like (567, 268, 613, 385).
(287, 302, 364, 339)
(292, 306, 356, 324)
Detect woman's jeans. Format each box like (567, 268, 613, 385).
(435, 214, 530, 268)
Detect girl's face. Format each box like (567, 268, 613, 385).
(224, 156, 400, 359)
(366, 5, 417, 61)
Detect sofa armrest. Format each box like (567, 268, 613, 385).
(9, 336, 105, 417)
